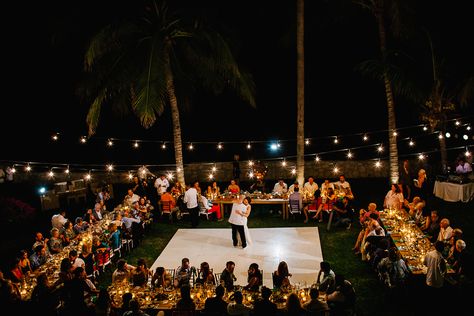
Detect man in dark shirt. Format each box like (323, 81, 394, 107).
(220, 261, 237, 292)
(252, 286, 277, 316)
(204, 285, 228, 316)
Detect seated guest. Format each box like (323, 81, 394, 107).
(283, 292, 306, 316)
(132, 258, 152, 287)
(326, 274, 356, 313)
(377, 247, 409, 291)
(404, 196, 422, 215)
(123, 189, 140, 208)
(47, 228, 63, 254)
(288, 186, 303, 212)
(30, 245, 48, 271)
(112, 259, 135, 284)
(227, 179, 241, 195)
(174, 257, 196, 288)
(244, 263, 262, 292)
(227, 290, 251, 316)
(303, 176, 319, 198)
(69, 249, 85, 271)
(421, 210, 441, 243)
(437, 218, 454, 244)
(316, 261, 335, 294)
(303, 189, 322, 223)
(272, 178, 288, 195)
(288, 181, 300, 194)
(61, 220, 79, 246)
(207, 181, 221, 199)
(92, 202, 105, 221)
(32, 232, 49, 255)
(250, 178, 266, 193)
(220, 261, 237, 292)
(272, 261, 292, 289)
(18, 249, 32, 275)
(7, 257, 24, 283)
(83, 208, 97, 225)
(383, 183, 404, 210)
(73, 217, 89, 235)
(253, 286, 278, 316)
(79, 244, 96, 279)
(196, 261, 215, 286)
(332, 196, 354, 229)
(303, 287, 330, 315)
(313, 187, 336, 223)
(176, 284, 196, 311)
(447, 228, 463, 261)
(30, 272, 57, 315)
(200, 195, 222, 220)
(151, 267, 172, 289)
(123, 299, 151, 316)
(204, 284, 228, 316)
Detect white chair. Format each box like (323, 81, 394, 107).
(198, 201, 212, 220)
(288, 198, 302, 219)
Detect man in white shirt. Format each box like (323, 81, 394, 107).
(303, 176, 319, 197)
(455, 158, 472, 175)
(334, 175, 351, 191)
(184, 181, 200, 228)
(51, 210, 68, 229)
(123, 189, 140, 207)
(154, 174, 170, 198)
(437, 218, 453, 243)
(272, 178, 288, 195)
(423, 240, 447, 289)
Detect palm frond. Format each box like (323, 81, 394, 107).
(86, 90, 107, 136)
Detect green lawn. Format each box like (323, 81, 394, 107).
(98, 195, 474, 316)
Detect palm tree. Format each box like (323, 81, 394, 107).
(354, 0, 407, 184)
(296, 0, 305, 187)
(79, 0, 255, 185)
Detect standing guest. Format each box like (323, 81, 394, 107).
(131, 176, 145, 197)
(272, 178, 288, 195)
(423, 241, 447, 307)
(228, 195, 248, 248)
(303, 287, 330, 315)
(303, 176, 319, 198)
(272, 261, 292, 289)
(154, 174, 170, 201)
(51, 210, 68, 230)
(253, 286, 278, 316)
(383, 183, 404, 210)
(184, 180, 201, 228)
(220, 261, 237, 291)
(204, 284, 228, 316)
(108, 222, 121, 252)
(455, 157, 472, 175)
(413, 168, 429, 205)
(399, 159, 413, 200)
(232, 154, 241, 184)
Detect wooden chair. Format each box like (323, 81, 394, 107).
(214, 272, 222, 286)
(166, 268, 176, 284)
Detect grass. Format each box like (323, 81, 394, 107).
(98, 191, 474, 316)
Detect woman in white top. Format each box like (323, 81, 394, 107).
(383, 183, 404, 210)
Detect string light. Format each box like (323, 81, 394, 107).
(11, 166, 16, 173)
(333, 166, 339, 174)
(208, 174, 214, 180)
(48, 170, 54, 178)
(85, 172, 92, 181)
(467, 126, 471, 131)
(334, 137, 339, 144)
(25, 164, 32, 172)
(445, 132, 451, 138)
(423, 126, 428, 131)
(246, 142, 252, 149)
(363, 134, 368, 141)
(188, 143, 194, 150)
(211, 166, 217, 172)
(128, 172, 133, 180)
(418, 153, 425, 160)
(438, 133, 443, 139)
(347, 151, 353, 159)
(248, 171, 254, 178)
(377, 145, 384, 152)
(248, 161, 254, 166)
(455, 120, 461, 126)
(392, 131, 398, 137)
(80, 136, 87, 143)
(107, 164, 114, 172)
(217, 143, 223, 150)
(305, 139, 310, 145)
(65, 166, 70, 174)
(176, 167, 181, 172)
(52, 133, 59, 141)
(465, 148, 471, 157)
(281, 160, 287, 167)
(315, 156, 320, 162)
(409, 139, 415, 147)
(375, 160, 382, 168)
(133, 141, 139, 148)
(463, 134, 469, 140)
(291, 168, 296, 175)
(107, 139, 114, 146)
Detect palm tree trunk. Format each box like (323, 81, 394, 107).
(376, 4, 399, 184)
(296, 0, 305, 186)
(165, 58, 185, 185)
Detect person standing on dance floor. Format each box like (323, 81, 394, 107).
(228, 195, 247, 248)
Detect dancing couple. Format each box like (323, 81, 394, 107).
(228, 195, 252, 248)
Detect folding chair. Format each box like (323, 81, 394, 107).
(160, 200, 174, 222)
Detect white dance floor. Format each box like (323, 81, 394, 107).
(150, 227, 323, 288)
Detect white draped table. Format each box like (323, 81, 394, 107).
(433, 181, 474, 203)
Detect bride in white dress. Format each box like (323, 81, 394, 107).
(241, 197, 252, 245)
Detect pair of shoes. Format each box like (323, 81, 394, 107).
(346, 223, 352, 230)
(312, 216, 317, 219)
(242, 245, 247, 249)
(318, 219, 323, 223)
(354, 251, 361, 255)
(304, 219, 308, 224)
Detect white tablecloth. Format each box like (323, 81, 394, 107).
(433, 181, 474, 203)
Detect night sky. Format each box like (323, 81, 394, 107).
(2, 0, 473, 168)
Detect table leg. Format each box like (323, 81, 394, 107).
(283, 202, 288, 220)
(327, 210, 334, 231)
